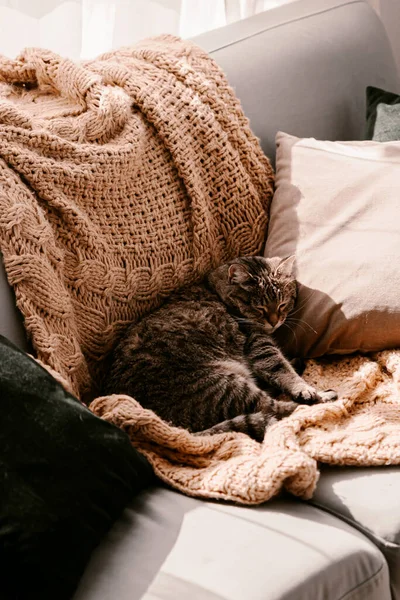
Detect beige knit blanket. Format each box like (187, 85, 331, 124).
(0, 37, 272, 399)
(1, 38, 399, 505)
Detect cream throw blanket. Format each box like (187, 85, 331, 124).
(1, 38, 399, 505)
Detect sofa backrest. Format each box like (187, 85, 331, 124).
(194, 0, 400, 164)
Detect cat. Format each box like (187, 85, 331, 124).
(103, 256, 337, 441)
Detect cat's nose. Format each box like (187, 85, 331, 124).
(268, 313, 279, 327)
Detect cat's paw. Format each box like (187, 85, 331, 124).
(318, 389, 338, 403)
(293, 385, 337, 405)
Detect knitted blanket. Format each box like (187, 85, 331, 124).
(1, 38, 400, 505)
(90, 350, 400, 504)
(0, 37, 272, 399)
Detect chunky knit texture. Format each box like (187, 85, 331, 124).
(0, 37, 273, 398)
(2, 39, 400, 505)
(91, 351, 400, 504)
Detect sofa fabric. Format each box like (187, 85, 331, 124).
(311, 467, 400, 600)
(266, 131, 400, 357)
(73, 1, 400, 598)
(75, 487, 390, 600)
(0, 1, 399, 599)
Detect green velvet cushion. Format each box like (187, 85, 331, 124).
(0, 335, 153, 600)
(366, 85, 400, 141)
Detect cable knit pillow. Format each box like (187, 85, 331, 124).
(265, 131, 400, 357)
(365, 85, 400, 141)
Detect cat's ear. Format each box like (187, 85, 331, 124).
(228, 263, 252, 285)
(276, 255, 296, 277)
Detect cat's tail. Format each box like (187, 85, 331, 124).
(195, 400, 297, 442)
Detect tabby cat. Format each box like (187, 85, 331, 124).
(104, 256, 337, 441)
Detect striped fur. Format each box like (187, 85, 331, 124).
(104, 257, 337, 441)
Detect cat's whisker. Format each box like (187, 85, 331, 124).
(290, 290, 317, 316)
(285, 320, 309, 335)
(290, 302, 310, 317)
(235, 317, 253, 324)
(286, 317, 317, 335)
(282, 322, 298, 348)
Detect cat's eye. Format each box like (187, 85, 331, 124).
(255, 305, 268, 315)
(278, 302, 288, 311)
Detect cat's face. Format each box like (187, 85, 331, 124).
(227, 256, 297, 332)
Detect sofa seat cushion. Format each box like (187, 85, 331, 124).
(74, 486, 389, 600)
(311, 467, 400, 599)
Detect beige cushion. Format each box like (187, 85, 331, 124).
(265, 131, 400, 357)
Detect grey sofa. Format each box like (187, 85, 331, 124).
(2, 0, 400, 599)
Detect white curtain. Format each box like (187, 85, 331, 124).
(179, 0, 295, 39)
(0, 0, 182, 60)
(0, 0, 296, 60)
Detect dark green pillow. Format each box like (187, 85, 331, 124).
(366, 85, 400, 141)
(0, 335, 153, 600)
